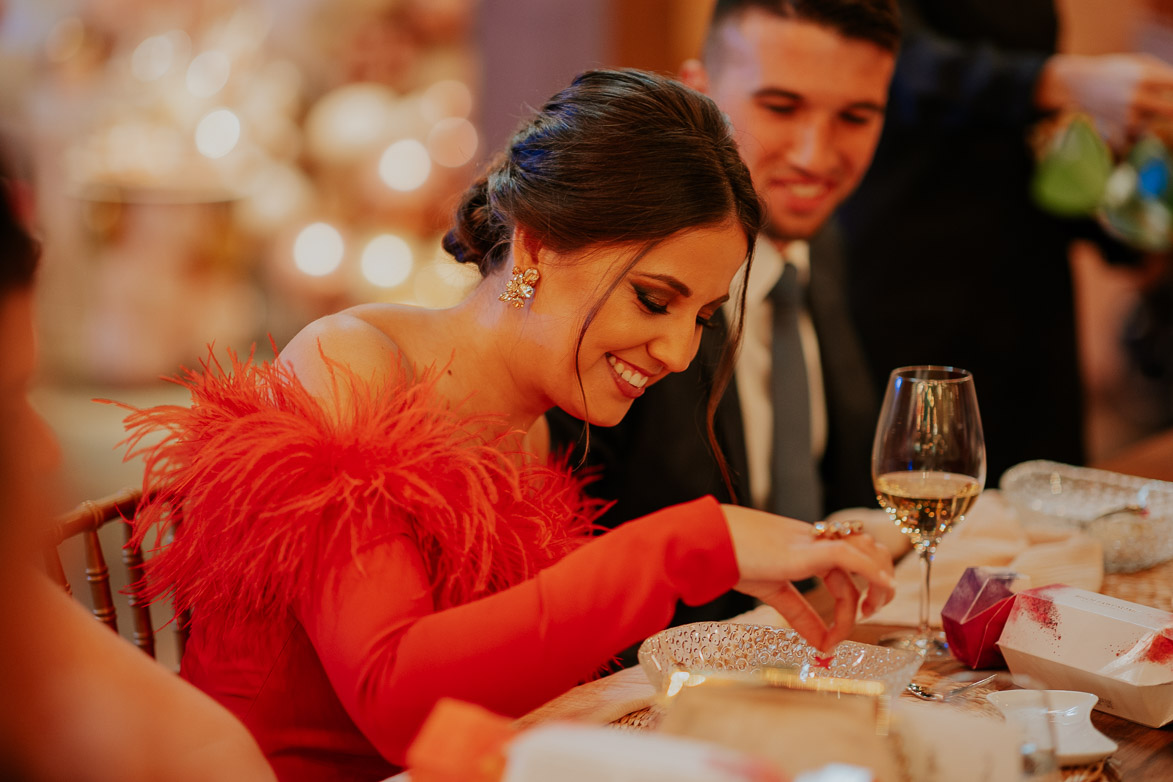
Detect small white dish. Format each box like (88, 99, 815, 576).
(987, 689, 1118, 766)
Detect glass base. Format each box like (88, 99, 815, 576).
(879, 629, 951, 659)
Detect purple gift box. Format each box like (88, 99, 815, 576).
(942, 567, 1031, 669)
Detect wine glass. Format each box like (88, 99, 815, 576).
(872, 366, 985, 658)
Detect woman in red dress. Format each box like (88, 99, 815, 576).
(119, 69, 896, 781)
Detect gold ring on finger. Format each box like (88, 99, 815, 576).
(811, 519, 863, 541)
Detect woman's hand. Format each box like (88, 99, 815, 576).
(720, 505, 896, 652)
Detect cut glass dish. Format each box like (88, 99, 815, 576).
(638, 622, 922, 697)
(1000, 460, 1173, 573)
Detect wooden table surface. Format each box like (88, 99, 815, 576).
(847, 624, 1173, 781)
(527, 573, 1173, 780)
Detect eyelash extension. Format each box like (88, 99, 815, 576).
(634, 286, 668, 314)
(636, 284, 718, 330)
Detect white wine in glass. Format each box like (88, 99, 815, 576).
(872, 366, 985, 658)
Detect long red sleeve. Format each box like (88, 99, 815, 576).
(298, 496, 737, 766)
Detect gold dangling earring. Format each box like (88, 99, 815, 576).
(499, 266, 541, 308)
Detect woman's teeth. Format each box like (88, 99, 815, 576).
(607, 355, 649, 388)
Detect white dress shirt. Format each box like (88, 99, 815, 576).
(727, 238, 828, 510)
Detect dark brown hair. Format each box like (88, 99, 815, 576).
(443, 68, 763, 490)
(706, 0, 901, 60)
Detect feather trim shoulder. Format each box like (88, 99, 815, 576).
(108, 345, 602, 631)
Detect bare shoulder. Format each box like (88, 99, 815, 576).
(279, 307, 406, 403)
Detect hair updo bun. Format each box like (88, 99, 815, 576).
(442, 68, 763, 278)
(441, 174, 506, 273)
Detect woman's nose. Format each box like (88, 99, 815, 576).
(649, 322, 701, 375)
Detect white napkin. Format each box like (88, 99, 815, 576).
(893, 701, 1023, 782)
(851, 490, 1104, 627)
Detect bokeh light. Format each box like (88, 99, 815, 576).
(294, 222, 345, 276)
(304, 83, 398, 165)
(132, 34, 175, 81)
(361, 234, 414, 287)
(236, 163, 315, 233)
(378, 139, 431, 191)
(195, 108, 241, 159)
(412, 257, 478, 308)
(426, 117, 477, 168)
(187, 50, 232, 97)
(46, 17, 85, 64)
(421, 79, 474, 123)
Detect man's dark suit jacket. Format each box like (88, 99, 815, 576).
(547, 224, 879, 665)
(838, 0, 1140, 487)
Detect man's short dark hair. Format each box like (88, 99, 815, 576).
(706, 0, 901, 61)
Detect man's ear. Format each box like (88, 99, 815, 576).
(679, 58, 710, 94)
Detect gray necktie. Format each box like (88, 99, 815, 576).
(769, 262, 822, 522)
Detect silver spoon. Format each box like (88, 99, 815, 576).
(906, 673, 997, 701)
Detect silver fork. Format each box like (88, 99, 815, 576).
(906, 673, 998, 702)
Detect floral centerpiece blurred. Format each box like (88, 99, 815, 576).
(23, 0, 482, 383)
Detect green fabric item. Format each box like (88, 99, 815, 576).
(1031, 116, 1112, 217)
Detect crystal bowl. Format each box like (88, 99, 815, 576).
(1000, 460, 1173, 573)
(638, 622, 922, 697)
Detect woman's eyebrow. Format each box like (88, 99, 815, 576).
(634, 272, 730, 307)
(635, 272, 691, 297)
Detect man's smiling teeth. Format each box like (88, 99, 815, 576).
(784, 182, 827, 198)
(607, 355, 649, 388)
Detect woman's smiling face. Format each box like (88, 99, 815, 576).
(524, 221, 749, 426)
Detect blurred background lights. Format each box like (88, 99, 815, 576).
(251, 60, 304, 118)
(218, 5, 275, 54)
(237, 163, 315, 233)
(304, 83, 398, 165)
(187, 50, 232, 97)
(45, 17, 85, 64)
(431, 248, 483, 290)
(426, 117, 477, 168)
(294, 222, 345, 276)
(139, 125, 184, 175)
(421, 79, 474, 123)
(412, 258, 478, 308)
(132, 34, 175, 81)
(361, 234, 414, 287)
(195, 108, 241, 158)
(379, 139, 430, 191)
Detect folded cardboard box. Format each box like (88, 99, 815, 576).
(998, 585, 1173, 727)
(941, 567, 1031, 669)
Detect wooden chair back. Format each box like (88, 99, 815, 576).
(45, 487, 188, 660)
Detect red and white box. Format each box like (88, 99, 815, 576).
(998, 585, 1173, 728)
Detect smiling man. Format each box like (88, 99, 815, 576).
(688, 3, 893, 242)
(548, 0, 902, 664)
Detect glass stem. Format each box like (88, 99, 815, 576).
(917, 547, 933, 638)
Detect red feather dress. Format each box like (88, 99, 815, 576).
(115, 349, 740, 782)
